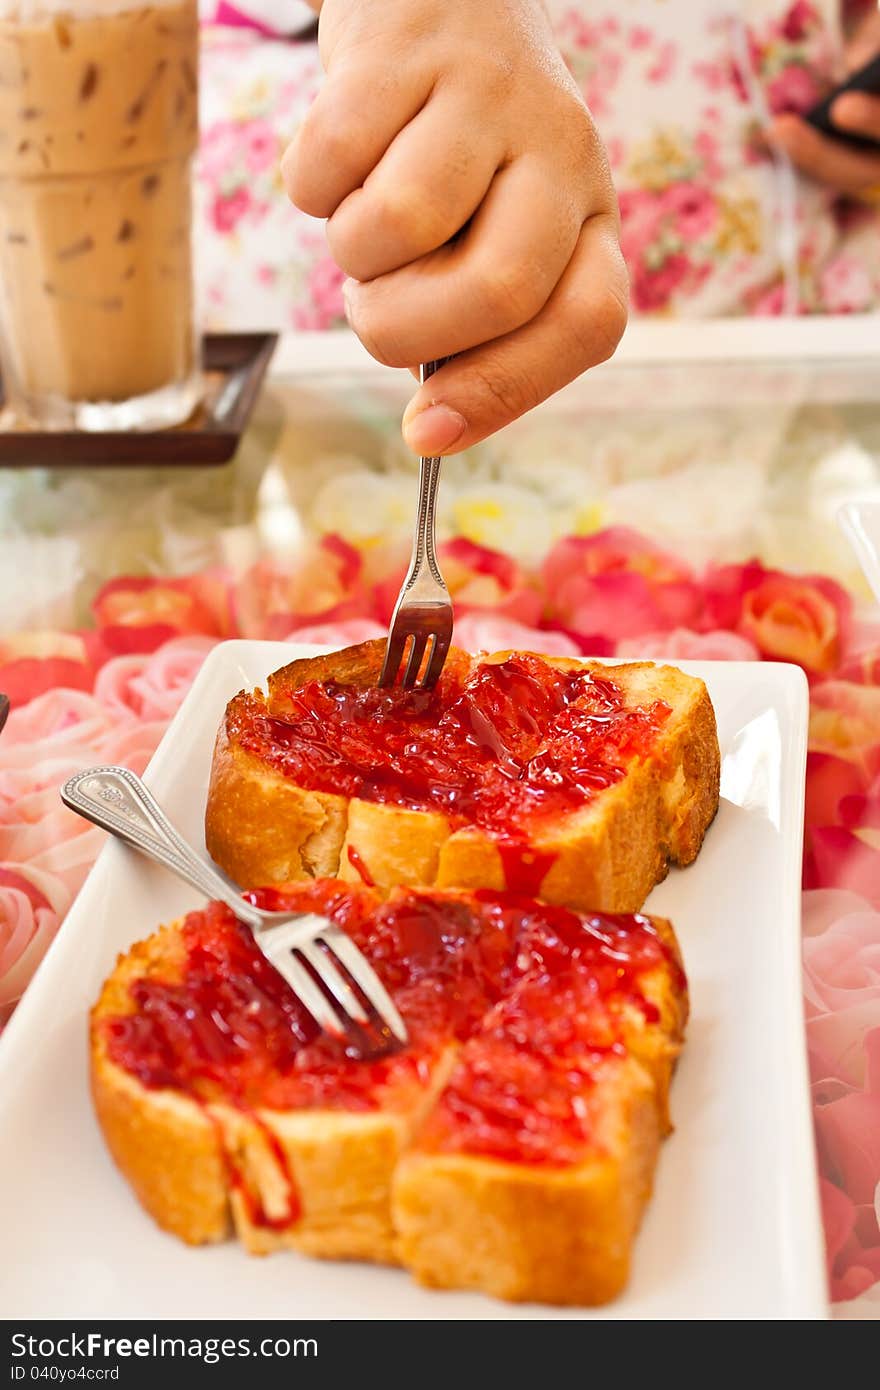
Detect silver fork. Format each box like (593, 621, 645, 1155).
(379, 360, 454, 689)
(60, 765, 408, 1048)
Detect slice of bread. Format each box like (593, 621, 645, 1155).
(91, 882, 688, 1305)
(205, 641, 719, 913)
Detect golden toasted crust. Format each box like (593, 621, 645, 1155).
(393, 1058, 661, 1306)
(205, 642, 720, 912)
(90, 898, 687, 1304)
(90, 923, 453, 1262)
(91, 929, 232, 1246)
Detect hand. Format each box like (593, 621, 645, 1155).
(283, 0, 627, 456)
(767, 11, 880, 195)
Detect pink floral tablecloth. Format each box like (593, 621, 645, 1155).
(195, 1, 880, 333)
(2, 511, 878, 1314)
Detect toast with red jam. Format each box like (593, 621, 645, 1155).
(90, 881, 688, 1305)
(204, 641, 719, 914)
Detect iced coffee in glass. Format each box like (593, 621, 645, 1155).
(0, 0, 200, 430)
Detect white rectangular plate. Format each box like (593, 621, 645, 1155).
(0, 642, 827, 1319)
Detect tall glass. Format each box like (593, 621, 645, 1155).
(0, 0, 200, 430)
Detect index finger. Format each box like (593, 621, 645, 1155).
(768, 113, 880, 192)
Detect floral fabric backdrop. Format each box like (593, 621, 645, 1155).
(196, 0, 880, 331)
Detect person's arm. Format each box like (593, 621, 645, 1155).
(769, 9, 880, 194)
(282, 0, 627, 456)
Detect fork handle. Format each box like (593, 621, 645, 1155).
(61, 766, 264, 932)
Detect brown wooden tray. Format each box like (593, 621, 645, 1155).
(0, 332, 278, 467)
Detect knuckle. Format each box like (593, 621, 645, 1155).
(324, 213, 362, 278)
(479, 259, 543, 331)
(346, 295, 409, 368)
(289, 99, 361, 216)
(565, 276, 628, 368)
(376, 181, 447, 251)
(479, 52, 516, 101)
(280, 137, 312, 212)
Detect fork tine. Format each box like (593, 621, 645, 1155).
(257, 925, 347, 1038)
(297, 939, 370, 1023)
(318, 923, 409, 1044)
(378, 627, 409, 688)
(402, 632, 429, 688)
(420, 632, 451, 690)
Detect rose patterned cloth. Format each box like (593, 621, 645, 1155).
(196, 1, 880, 330)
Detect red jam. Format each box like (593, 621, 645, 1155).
(228, 654, 671, 835)
(105, 884, 683, 1184)
(416, 902, 687, 1168)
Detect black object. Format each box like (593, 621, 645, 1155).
(0, 694, 8, 734)
(805, 53, 880, 152)
(0, 332, 277, 467)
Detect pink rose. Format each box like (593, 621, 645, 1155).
(0, 687, 115, 754)
(93, 635, 218, 722)
(0, 784, 78, 861)
(453, 614, 581, 658)
(285, 618, 385, 647)
(810, 682, 880, 762)
(235, 535, 370, 640)
(804, 889, 880, 1089)
(93, 572, 231, 655)
(211, 185, 251, 234)
(767, 63, 821, 115)
(294, 255, 346, 330)
(630, 251, 692, 313)
(375, 539, 541, 630)
(704, 562, 852, 675)
(780, 0, 818, 43)
(661, 182, 718, 240)
(244, 119, 278, 172)
(441, 538, 542, 625)
(820, 1177, 880, 1303)
(198, 120, 238, 182)
(820, 255, 876, 315)
(804, 889, 880, 1014)
(0, 630, 95, 709)
(617, 627, 759, 661)
(543, 530, 702, 646)
(0, 865, 71, 1024)
(618, 188, 666, 256)
(96, 719, 169, 779)
(646, 40, 676, 85)
(805, 686, 880, 851)
(751, 282, 787, 316)
(813, 1028, 880, 1300)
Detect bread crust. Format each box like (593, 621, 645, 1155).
(91, 929, 231, 1246)
(90, 896, 687, 1304)
(393, 1059, 661, 1305)
(91, 924, 456, 1261)
(205, 643, 720, 912)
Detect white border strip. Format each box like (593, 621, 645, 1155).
(270, 316, 880, 379)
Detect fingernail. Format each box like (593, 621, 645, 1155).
(402, 403, 467, 454)
(341, 277, 357, 326)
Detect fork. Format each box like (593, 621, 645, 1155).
(379, 361, 454, 689)
(60, 765, 408, 1049)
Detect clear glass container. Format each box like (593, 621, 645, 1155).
(0, 0, 201, 430)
